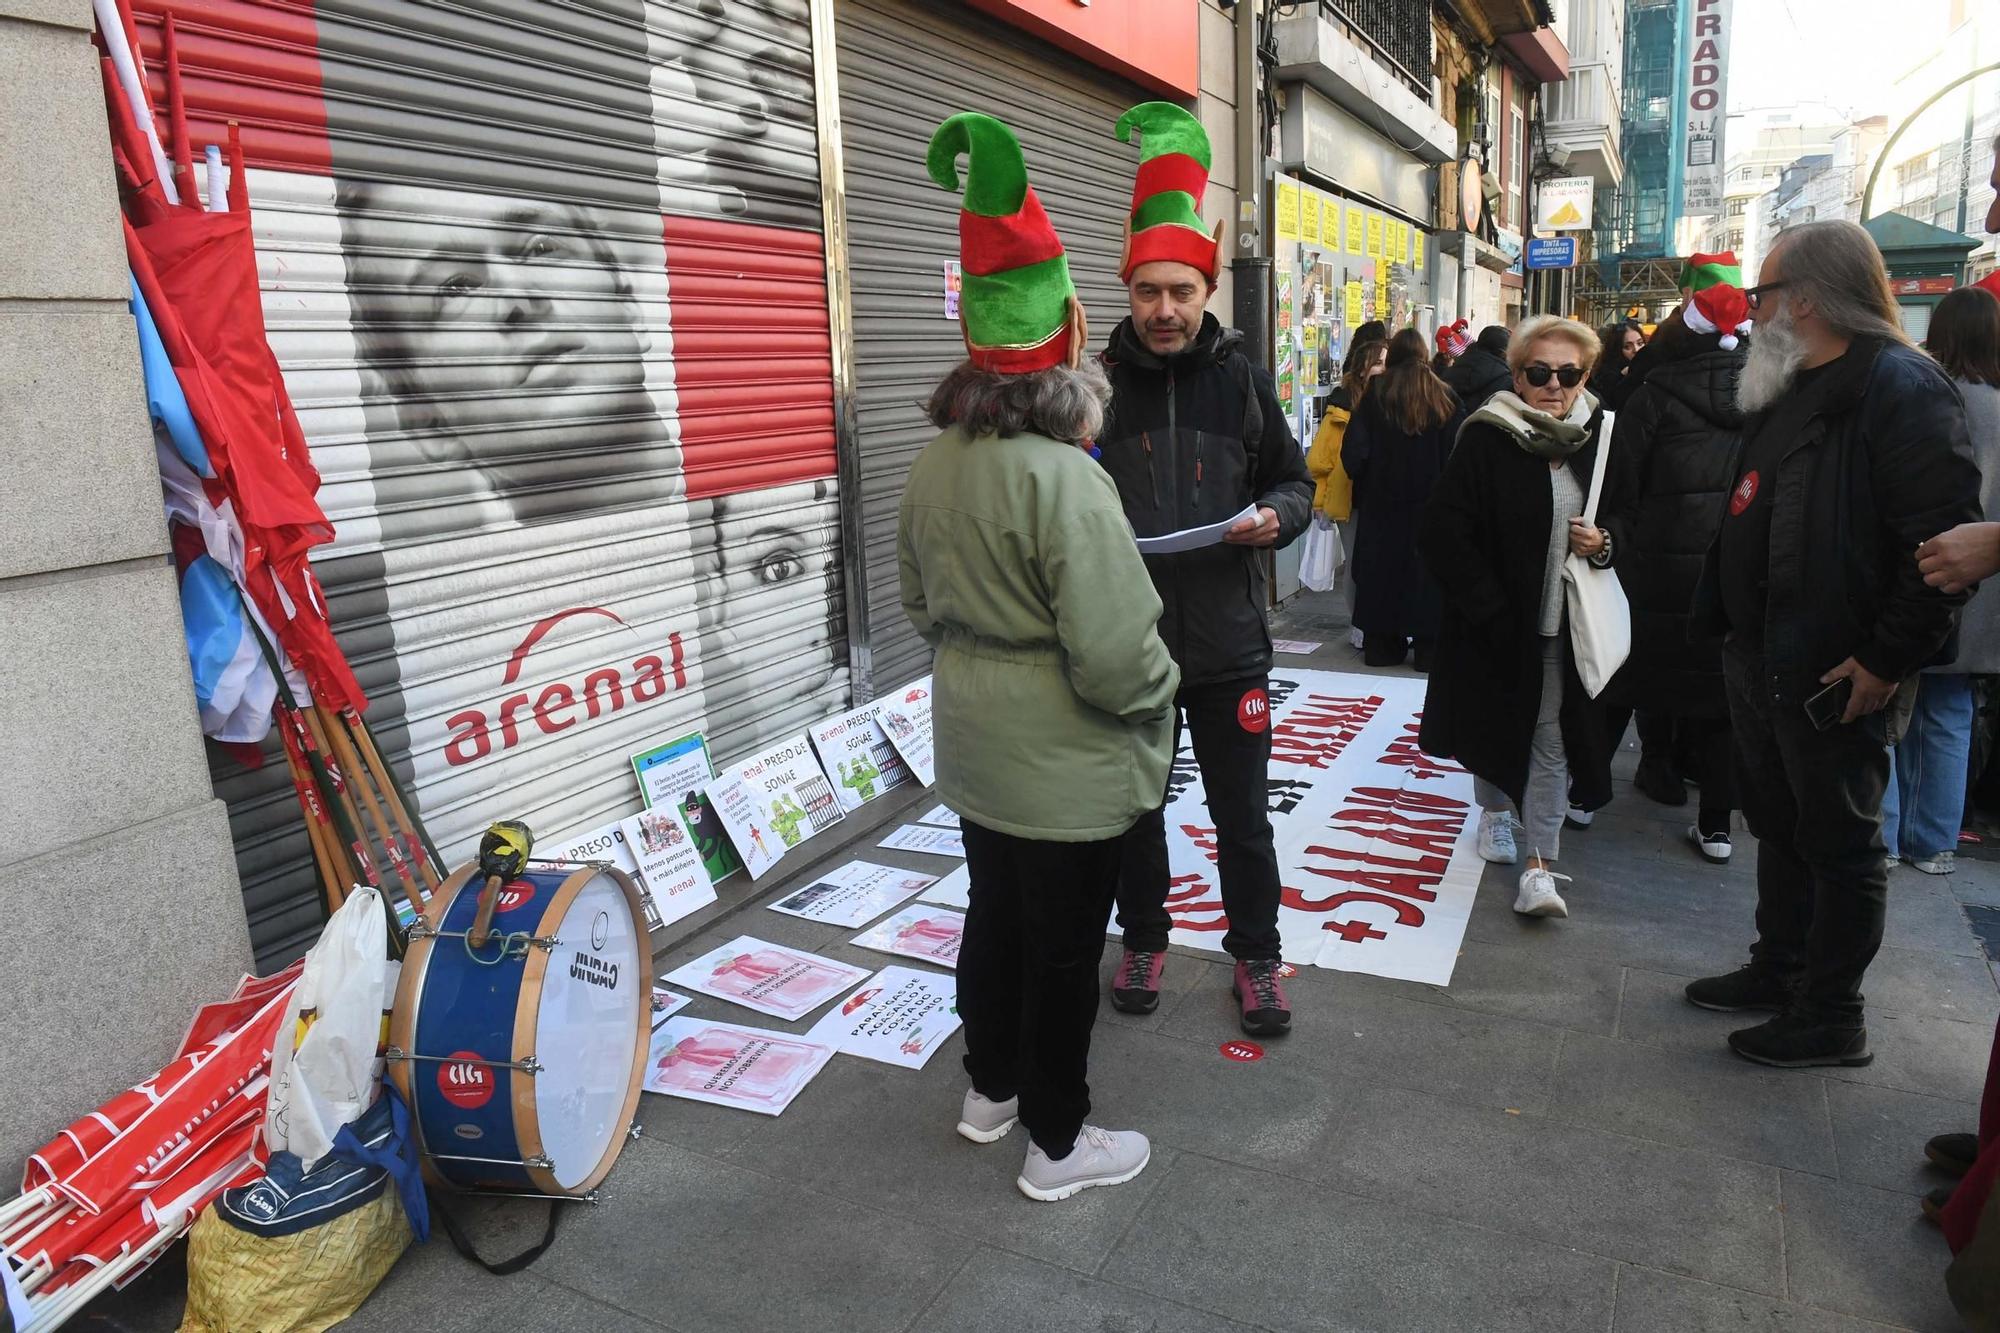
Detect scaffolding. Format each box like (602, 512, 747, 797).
(1574, 257, 1683, 326)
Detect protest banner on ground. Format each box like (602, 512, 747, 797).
(852, 907, 964, 968)
(764, 860, 938, 928)
(704, 733, 845, 879)
(662, 936, 868, 1021)
(809, 702, 914, 812)
(1157, 669, 1482, 985)
(620, 803, 718, 930)
(644, 1018, 833, 1115)
(876, 677, 936, 786)
(650, 987, 692, 1030)
(917, 805, 960, 829)
(919, 864, 969, 909)
(880, 824, 966, 858)
(807, 966, 961, 1069)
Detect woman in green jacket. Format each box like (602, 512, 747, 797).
(900, 112, 1179, 1203)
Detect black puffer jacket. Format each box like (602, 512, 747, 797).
(1443, 343, 1511, 409)
(1098, 314, 1314, 687)
(1598, 344, 1747, 717)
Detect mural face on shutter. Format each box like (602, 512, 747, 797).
(134, 0, 843, 959)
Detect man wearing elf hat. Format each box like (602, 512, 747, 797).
(1682, 221, 1979, 1069)
(1096, 101, 1314, 1037)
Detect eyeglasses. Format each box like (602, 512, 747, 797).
(1522, 363, 1585, 388)
(1745, 281, 1788, 311)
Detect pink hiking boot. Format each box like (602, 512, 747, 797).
(1110, 949, 1165, 1015)
(1232, 959, 1292, 1036)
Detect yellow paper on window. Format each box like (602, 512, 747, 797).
(1375, 269, 1389, 313)
(1276, 181, 1301, 242)
(1344, 281, 1364, 324)
(1301, 194, 1322, 246)
(1414, 229, 1425, 268)
(1346, 206, 1365, 256)
(1401, 224, 1413, 263)
(1366, 213, 1383, 257)
(1322, 199, 1342, 251)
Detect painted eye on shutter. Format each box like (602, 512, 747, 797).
(759, 553, 804, 585)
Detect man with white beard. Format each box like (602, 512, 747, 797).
(1683, 220, 1981, 1069)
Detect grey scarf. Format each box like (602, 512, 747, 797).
(1464, 389, 1598, 460)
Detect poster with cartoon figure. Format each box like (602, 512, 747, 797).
(619, 803, 717, 930)
(876, 676, 936, 787)
(764, 860, 937, 928)
(703, 733, 844, 880)
(809, 701, 913, 813)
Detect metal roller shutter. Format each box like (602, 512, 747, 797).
(834, 0, 1150, 693)
(130, 0, 848, 969)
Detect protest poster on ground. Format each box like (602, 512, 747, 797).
(807, 966, 961, 1069)
(644, 1017, 833, 1116)
(632, 732, 714, 811)
(544, 817, 666, 932)
(677, 790, 743, 884)
(619, 804, 718, 930)
(1155, 669, 1483, 985)
(650, 987, 692, 1031)
(880, 824, 966, 858)
(808, 702, 913, 812)
(1271, 639, 1323, 655)
(876, 676, 936, 786)
(764, 860, 937, 928)
(918, 864, 970, 909)
(852, 907, 965, 968)
(917, 804, 960, 829)
(704, 733, 845, 880)
(662, 936, 869, 1021)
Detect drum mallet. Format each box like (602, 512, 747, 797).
(468, 820, 534, 949)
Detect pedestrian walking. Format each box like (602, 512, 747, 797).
(1597, 260, 1753, 864)
(1588, 318, 1646, 411)
(1883, 285, 2000, 876)
(1418, 314, 1614, 920)
(1683, 220, 1979, 1069)
(1309, 338, 1387, 638)
(1097, 101, 1314, 1036)
(1443, 324, 1514, 409)
(1342, 329, 1464, 670)
(902, 112, 1177, 1201)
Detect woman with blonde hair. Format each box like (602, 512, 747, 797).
(1418, 315, 1614, 919)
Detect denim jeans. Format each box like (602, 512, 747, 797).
(1882, 673, 1976, 860)
(1473, 636, 1569, 863)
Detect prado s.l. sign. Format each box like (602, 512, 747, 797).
(1678, 0, 1734, 220)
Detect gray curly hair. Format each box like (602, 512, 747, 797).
(924, 358, 1112, 445)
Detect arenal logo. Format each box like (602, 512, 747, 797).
(445, 608, 687, 767)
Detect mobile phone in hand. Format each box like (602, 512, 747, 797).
(1805, 677, 1852, 731)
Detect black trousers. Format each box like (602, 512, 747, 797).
(959, 820, 1121, 1157)
(1723, 649, 1893, 1026)
(1115, 676, 1284, 962)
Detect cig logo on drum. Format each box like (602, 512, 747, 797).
(438, 1051, 496, 1109)
(497, 881, 536, 912)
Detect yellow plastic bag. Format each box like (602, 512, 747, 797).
(177, 1188, 409, 1333)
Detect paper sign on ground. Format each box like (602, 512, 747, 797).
(704, 733, 845, 880)
(663, 936, 869, 1021)
(1152, 669, 1483, 985)
(1134, 504, 1258, 555)
(643, 1017, 833, 1116)
(649, 987, 692, 1031)
(809, 702, 913, 812)
(917, 804, 960, 829)
(1271, 640, 1323, 655)
(880, 824, 966, 859)
(619, 804, 718, 930)
(544, 816, 668, 932)
(764, 860, 937, 928)
(852, 907, 965, 968)
(877, 676, 936, 786)
(919, 864, 970, 909)
(807, 966, 961, 1069)
(632, 732, 713, 811)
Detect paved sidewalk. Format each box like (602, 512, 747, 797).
(102, 590, 1993, 1331)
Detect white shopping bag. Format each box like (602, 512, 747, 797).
(264, 886, 392, 1169)
(1564, 410, 1631, 697)
(1299, 516, 1342, 592)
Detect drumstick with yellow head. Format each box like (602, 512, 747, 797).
(468, 820, 534, 948)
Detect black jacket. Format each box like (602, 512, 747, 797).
(1598, 345, 1747, 717)
(1692, 338, 1980, 702)
(1443, 344, 1512, 410)
(1417, 417, 1612, 812)
(1098, 314, 1314, 688)
(1342, 393, 1464, 642)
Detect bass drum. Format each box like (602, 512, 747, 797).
(389, 863, 648, 1197)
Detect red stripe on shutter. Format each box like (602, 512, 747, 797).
(132, 0, 330, 174)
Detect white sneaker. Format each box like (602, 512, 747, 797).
(956, 1089, 1018, 1144)
(1476, 809, 1519, 865)
(1910, 851, 1957, 876)
(1514, 865, 1570, 918)
(1017, 1125, 1152, 1202)
(1688, 824, 1732, 864)
(1348, 627, 1365, 650)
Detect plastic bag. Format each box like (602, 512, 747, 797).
(264, 886, 391, 1170)
(1299, 516, 1343, 593)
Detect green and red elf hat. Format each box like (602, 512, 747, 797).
(1115, 101, 1222, 284)
(1678, 251, 1752, 350)
(927, 112, 1086, 375)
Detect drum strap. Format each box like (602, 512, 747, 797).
(428, 1191, 565, 1276)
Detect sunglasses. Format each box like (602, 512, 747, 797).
(1523, 363, 1585, 388)
(1745, 281, 1787, 311)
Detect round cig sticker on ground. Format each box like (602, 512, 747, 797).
(1220, 1040, 1265, 1062)
(1276, 963, 1299, 979)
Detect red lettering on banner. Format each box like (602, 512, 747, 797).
(1306, 844, 1451, 877)
(1165, 872, 1227, 932)
(1355, 825, 1461, 858)
(1335, 807, 1462, 835)
(1277, 888, 1425, 939)
(1376, 723, 1465, 779)
(1270, 693, 1385, 770)
(1182, 824, 1220, 865)
(1297, 867, 1442, 902)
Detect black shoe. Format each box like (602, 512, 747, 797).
(1684, 965, 1797, 1013)
(1928, 1131, 1980, 1177)
(1727, 1013, 1872, 1068)
(1634, 754, 1688, 807)
(1923, 1183, 1955, 1227)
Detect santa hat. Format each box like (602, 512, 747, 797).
(1678, 251, 1753, 350)
(1435, 319, 1471, 358)
(928, 113, 1085, 374)
(1115, 101, 1222, 283)
(1973, 269, 2000, 300)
